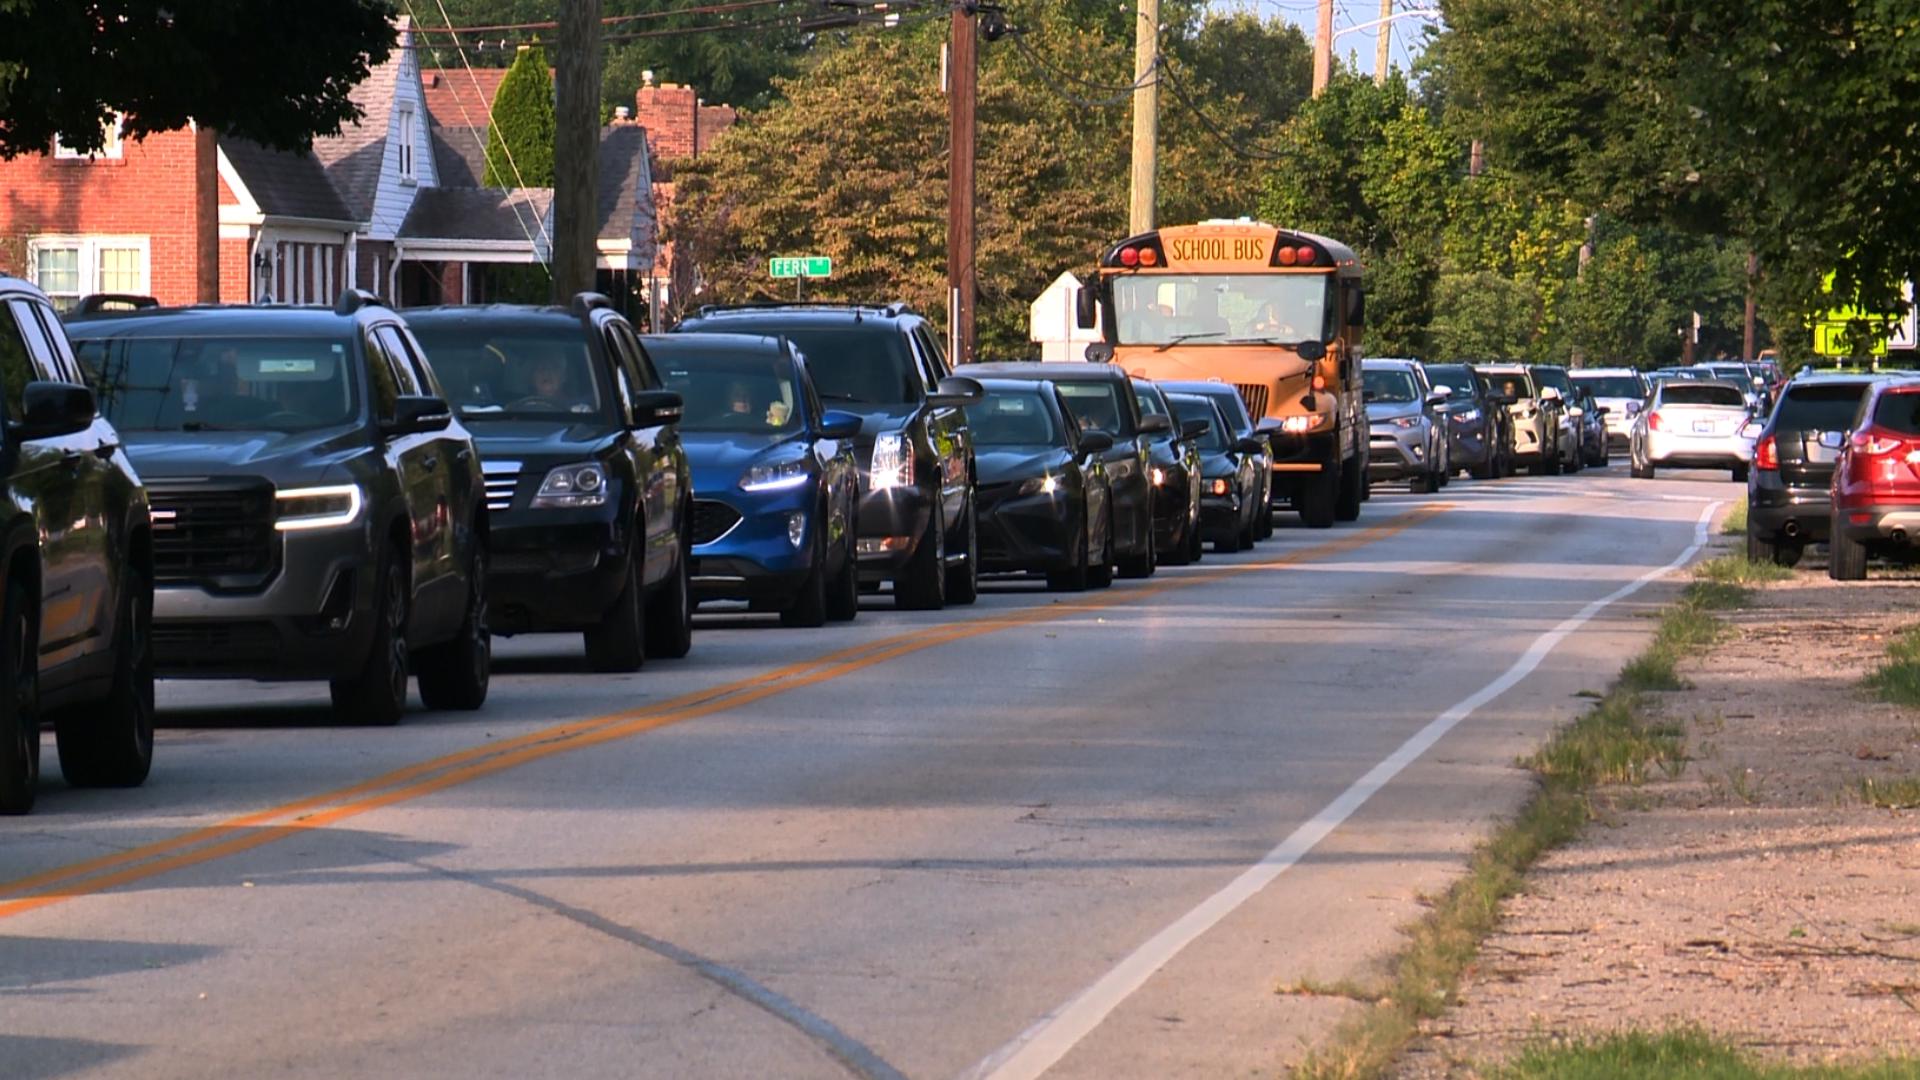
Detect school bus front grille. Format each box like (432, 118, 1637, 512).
(1235, 383, 1270, 419)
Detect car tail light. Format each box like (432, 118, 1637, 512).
(1647, 411, 1664, 432)
(1851, 427, 1905, 456)
(1753, 434, 1778, 471)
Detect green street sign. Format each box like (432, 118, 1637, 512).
(770, 256, 832, 279)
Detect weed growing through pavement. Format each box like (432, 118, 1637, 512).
(1863, 626, 1920, 708)
(1858, 776, 1920, 810)
(1492, 1027, 1920, 1079)
(1724, 765, 1764, 805)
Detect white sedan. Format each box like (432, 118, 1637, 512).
(1629, 379, 1756, 482)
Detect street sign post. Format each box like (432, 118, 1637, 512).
(769, 256, 833, 299)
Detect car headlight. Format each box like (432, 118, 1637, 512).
(1017, 474, 1060, 496)
(869, 432, 913, 490)
(1209, 478, 1230, 496)
(275, 484, 363, 531)
(1151, 466, 1166, 486)
(740, 460, 811, 492)
(1452, 408, 1481, 422)
(1280, 413, 1326, 433)
(532, 462, 608, 508)
(1388, 416, 1422, 430)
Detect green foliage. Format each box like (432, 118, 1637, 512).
(1428, 271, 1540, 360)
(482, 45, 555, 188)
(1863, 626, 1920, 708)
(1497, 1027, 1920, 1079)
(0, 0, 397, 157)
(1172, 13, 1311, 134)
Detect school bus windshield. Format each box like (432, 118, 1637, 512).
(1111, 273, 1332, 347)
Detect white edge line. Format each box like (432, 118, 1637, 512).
(962, 500, 1725, 1080)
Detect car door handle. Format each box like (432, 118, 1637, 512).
(455, 448, 472, 463)
(93, 442, 118, 460)
(422, 455, 440, 469)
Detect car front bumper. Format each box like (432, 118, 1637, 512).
(687, 484, 823, 603)
(854, 484, 936, 583)
(976, 482, 1077, 573)
(1445, 417, 1494, 466)
(1367, 424, 1427, 480)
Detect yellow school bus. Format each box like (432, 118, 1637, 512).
(1075, 220, 1367, 528)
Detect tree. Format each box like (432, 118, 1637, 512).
(482, 44, 555, 188)
(1174, 14, 1312, 134)
(0, 0, 396, 158)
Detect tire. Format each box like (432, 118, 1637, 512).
(1335, 454, 1363, 521)
(1746, 527, 1777, 566)
(1215, 523, 1243, 554)
(1731, 464, 1750, 484)
(0, 581, 40, 815)
(1046, 511, 1091, 592)
(824, 518, 860, 623)
(1775, 542, 1804, 569)
(1630, 457, 1653, 480)
(1117, 508, 1155, 579)
(1298, 459, 1338, 528)
(1088, 509, 1116, 589)
(416, 546, 491, 711)
(1186, 508, 1205, 562)
(585, 552, 645, 673)
(1564, 441, 1582, 474)
(895, 504, 947, 610)
(781, 568, 828, 627)
(1237, 504, 1257, 549)
(1407, 472, 1432, 494)
(1472, 450, 1498, 480)
(644, 539, 694, 660)
(1829, 514, 1868, 581)
(945, 497, 979, 606)
(56, 563, 155, 787)
(330, 550, 409, 725)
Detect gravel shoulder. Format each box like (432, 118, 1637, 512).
(1396, 563, 1920, 1075)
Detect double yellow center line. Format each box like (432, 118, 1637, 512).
(0, 505, 1445, 921)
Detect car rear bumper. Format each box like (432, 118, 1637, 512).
(1748, 483, 1830, 543)
(1646, 430, 1752, 467)
(1835, 504, 1920, 545)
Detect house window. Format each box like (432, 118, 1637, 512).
(53, 115, 124, 160)
(397, 108, 416, 180)
(27, 237, 149, 310)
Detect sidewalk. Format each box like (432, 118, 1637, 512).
(1396, 571, 1920, 1074)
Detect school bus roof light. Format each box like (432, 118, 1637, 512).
(1119, 247, 1140, 268)
(1137, 247, 1158, 267)
(1295, 246, 1320, 266)
(1276, 247, 1298, 267)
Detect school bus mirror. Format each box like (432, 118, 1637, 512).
(1297, 340, 1328, 362)
(1075, 286, 1098, 330)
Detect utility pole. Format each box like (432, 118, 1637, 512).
(1312, 0, 1333, 96)
(1743, 250, 1760, 359)
(1374, 0, 1392, 86)
(1128, 0, 1158, 234)
(552, 0, 602, 303)
(949, 2, 978, 364)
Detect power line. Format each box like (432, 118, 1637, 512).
(1154, 56, 1293, 160)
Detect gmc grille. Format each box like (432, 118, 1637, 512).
(690, 500, 743, 546)
(149, 482, 276, 584)
(1235, 383, 1270, 419)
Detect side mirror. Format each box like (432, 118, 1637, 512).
(1431, 384, 1453, 398)
(1424, 389, 1451, 407)
(1538, 387, 1563, 403)
(1235, 436, 1267, 456)
(817, 409, 862, 440)
(383, 394, 452, 436)
(1346, 287, 1366, 329)
(1180, 418, 1211, 441)
(1819, 430, 1846, 451)
(927, 375, 985, 409)
(1739, 420, 1763, 439)
(1568, 407, 1585, 418)
(630, 389, 684, 429)
(1595, 406, 1610, 416)
(1296, 340, 1328, 362)
(1077, 430, 1114, 456)
(1137, 414, 1172, 435)
(1625, 400, 1643, 414)
(1074, 285, 1099, 330)
(14, 381, 95, 441)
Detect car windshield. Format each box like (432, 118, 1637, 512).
(1110, 273, 1331, 345)
(1572, 375, 1647, 399)
(1425, 366, 1473, 396)
(1199, 389, 1253, 433)
(1871, 390, 1920, 435)
(1532, 368, 1573, 394)
(1479, 372, 1534, 399)
(74, 335, 358, 432)
(406, 327, 608, 421)
(1169, 396, 1228, 450)
(1132, 382, 1173, 439)
(749, 328, 922, 406)
(970, 391, 1061, 446)
(656, 348, 804, 434)
(1364, 369, 1419, 403)
(1662, 384, 1746, 407)
(1052, 380, 1130, 437)
(1774, 384, 1873, 434)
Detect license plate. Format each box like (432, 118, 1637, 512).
(1692, 420, 1715, 434)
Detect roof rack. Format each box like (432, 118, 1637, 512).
(74, 293, 160, 315)
(693, 301, 903, 320)
(334, 288, 386, 317)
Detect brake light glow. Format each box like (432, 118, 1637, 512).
(1852, 428, 1905, 456)
(1647, 411, 1664, 432)
(1753, 434, 1777, 471)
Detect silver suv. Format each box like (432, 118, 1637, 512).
(1363, 358, 1450, 493)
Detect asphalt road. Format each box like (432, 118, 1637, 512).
(1, 466, 1734, 1080)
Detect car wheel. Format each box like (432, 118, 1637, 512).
(0, 581, 40, 815)
(1216, 520, 1243, 554)
(1472, 450, 1498, 480)
(1829, 514, 1869, 581)
(1088, 507, 1116, 589)
(945, 495, 979, 605)
(330, 549, 409, 725)
(1187, 504, 1205, 562)
(56, 562, 155, 787)
(1046, 510, 1091, 592)
(644, 536, 694, 659)
(1746, 527, 1777, 566)
(1237, 503, 1257, 549)
(825, 514, 860, 622)
(1630, 456, 1652, 480)
(895, 503, 947, 609)
(1117, 507, 1155, 579)
(1298, 458, 1338, 528)
(781, 523, 830, 628)
(584, 551, 646, 673)
(1775, 542, 1804, 569)
(416, 545, 491, 711)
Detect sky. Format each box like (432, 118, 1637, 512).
(1226, 0, 1437, 81)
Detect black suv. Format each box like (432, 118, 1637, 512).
(67, 291, 490, 726)
(406, 297, 693, 670)
(0, 278, 155, 814)
(1747, 373, 1892, 567)
(673, 305, 984, 610)
(1131, 378, 1206, 565)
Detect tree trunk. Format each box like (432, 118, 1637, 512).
(552, 0, 602, 304)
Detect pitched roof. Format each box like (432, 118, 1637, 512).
(220, 138, 354, 222)
(431, 124, 491, 188)
(311, 36, 400, 221)
(597, 124, 653, 246)
(420, 67, 509, 130)
(399, 187, 552, 243)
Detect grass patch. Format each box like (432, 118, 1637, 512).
(1863, 627, 1920, 708)
(1290, 556, 1789, 1079)
(1721, 501, 1749, 536)
(1695, 553, 1793, 587)
(1858, 776, 1920, 810)
(1494, 1028, 1920, 1079)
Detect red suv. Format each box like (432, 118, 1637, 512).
(1829, 379, 1920, 580)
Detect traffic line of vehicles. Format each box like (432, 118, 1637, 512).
(0, 235, 1372, 814)
(1358, 359, 1616, 490)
